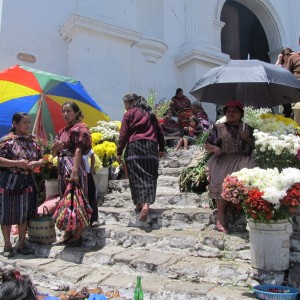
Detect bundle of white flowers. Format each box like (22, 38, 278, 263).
(231, 167, 300, 205)
(254, 114, 300, 170)
(90, 120, 120, 142)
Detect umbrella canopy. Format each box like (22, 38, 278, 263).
(0, 64, 109, 142)
(189, 59, 300, 107)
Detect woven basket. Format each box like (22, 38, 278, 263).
(28, 207, 56, 244)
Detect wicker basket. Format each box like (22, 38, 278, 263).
(253, 285, 300, 300)
(28, 207, 56, 244)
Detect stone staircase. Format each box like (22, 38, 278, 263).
(1, 146, 300, 299)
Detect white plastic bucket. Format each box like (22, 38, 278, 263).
(247, 219, 293, 271)
(45, 179, 59, 199)
(94, 167, 109, 201)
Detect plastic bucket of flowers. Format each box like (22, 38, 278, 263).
(222, 167, 300, 271)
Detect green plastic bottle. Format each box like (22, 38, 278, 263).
(133, 275, 144, 300)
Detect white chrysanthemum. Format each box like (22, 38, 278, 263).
(262, 187, 286, 205)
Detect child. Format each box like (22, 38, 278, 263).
(175, 115, 202, 151)
(161, 108, 181, 136)
(83, 149, 99, 227)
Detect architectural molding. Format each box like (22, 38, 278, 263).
(135, 37, 169, 63)
(175, 49, 229, 68)
(59, 14, 142, 45)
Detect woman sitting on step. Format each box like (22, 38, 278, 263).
(205, 101, 255, 233)
(116, 93, 165, 222)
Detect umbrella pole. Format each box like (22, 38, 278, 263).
(32, 94, 44, 134)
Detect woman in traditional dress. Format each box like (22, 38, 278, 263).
(116, 93, 165, 221)
(205, 101, 255, 233)
(0, 112, 44, 257)
(191, 100, 211, 131)
(170, 88, 193, 128)
(52, 102, 92, 246)
(161, 108, 181, 136)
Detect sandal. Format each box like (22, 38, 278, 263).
(139, 204, 149, 222)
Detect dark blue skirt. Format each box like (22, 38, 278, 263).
(125, 140, 159, 205)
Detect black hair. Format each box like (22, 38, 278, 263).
(62, 102, 84, 121)
(0, 269, 36, 300)
(175, 88, 183, 97)
(10, 112, 29, 133)
(279, 47, 294, 65)
(123, 93, 156, 121)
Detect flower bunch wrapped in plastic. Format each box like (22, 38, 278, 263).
(254, 114, 300, 170)
(90, 120, 120, 142)
(221, 167, 300, 223)
(259, 113, 298, 134)
(40, 154, 58, 180)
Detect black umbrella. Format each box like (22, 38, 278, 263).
(189, 59, 300, 107)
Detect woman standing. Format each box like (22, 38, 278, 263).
(0, 112, 44, 257)
(275, 47, 294, 118)
(205, 101, 255, 233)
(116, 93, 165, 222)
(170, 88, 194, 128)
(52, 102, 92, 246)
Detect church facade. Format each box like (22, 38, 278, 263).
(1, 0, 299, 120)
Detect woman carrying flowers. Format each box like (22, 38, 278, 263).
(0, 112, 44, 257)
(205, 101, 255, 233)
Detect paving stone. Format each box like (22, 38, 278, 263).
(206, 285, 256, 300)
(165, 281, 215, 296)
(57, 264, 96, 284)
(82, 246, 125, 266)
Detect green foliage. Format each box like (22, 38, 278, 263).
(146, 88, 171, 118)
(179, 132, 211, 193)
(179, 150, 211, 193)
(254, 147, 300, 172)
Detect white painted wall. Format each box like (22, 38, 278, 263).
(0, 0, 300, 123)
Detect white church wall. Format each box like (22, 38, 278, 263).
(0, 0, 299, 122)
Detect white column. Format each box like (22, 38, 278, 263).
(185, 0, 213, 44)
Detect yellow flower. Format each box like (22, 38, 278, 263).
(91, 132, 103, 147)
(52, 156, 58, 167)
(93, 144, 105, 158)
(260, 113, 273, 120)
(112, 161, 119, 167)
(93, 153, 103, 171)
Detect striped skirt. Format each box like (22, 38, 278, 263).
(125, 140, 159, 205)
(178, 108, 193, 128)
(0, 171, 36, 225)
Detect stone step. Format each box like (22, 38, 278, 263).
(103, 190, 202, 209)
(0, 256, 256, 300)
(97, 206, 213, 231)
(108, 176, 181, 192)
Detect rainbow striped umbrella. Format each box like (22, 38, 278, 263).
(0, 64, 109, 142)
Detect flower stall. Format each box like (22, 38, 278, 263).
(221, 111, 300, 271)
(222, 167, 300, 271)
